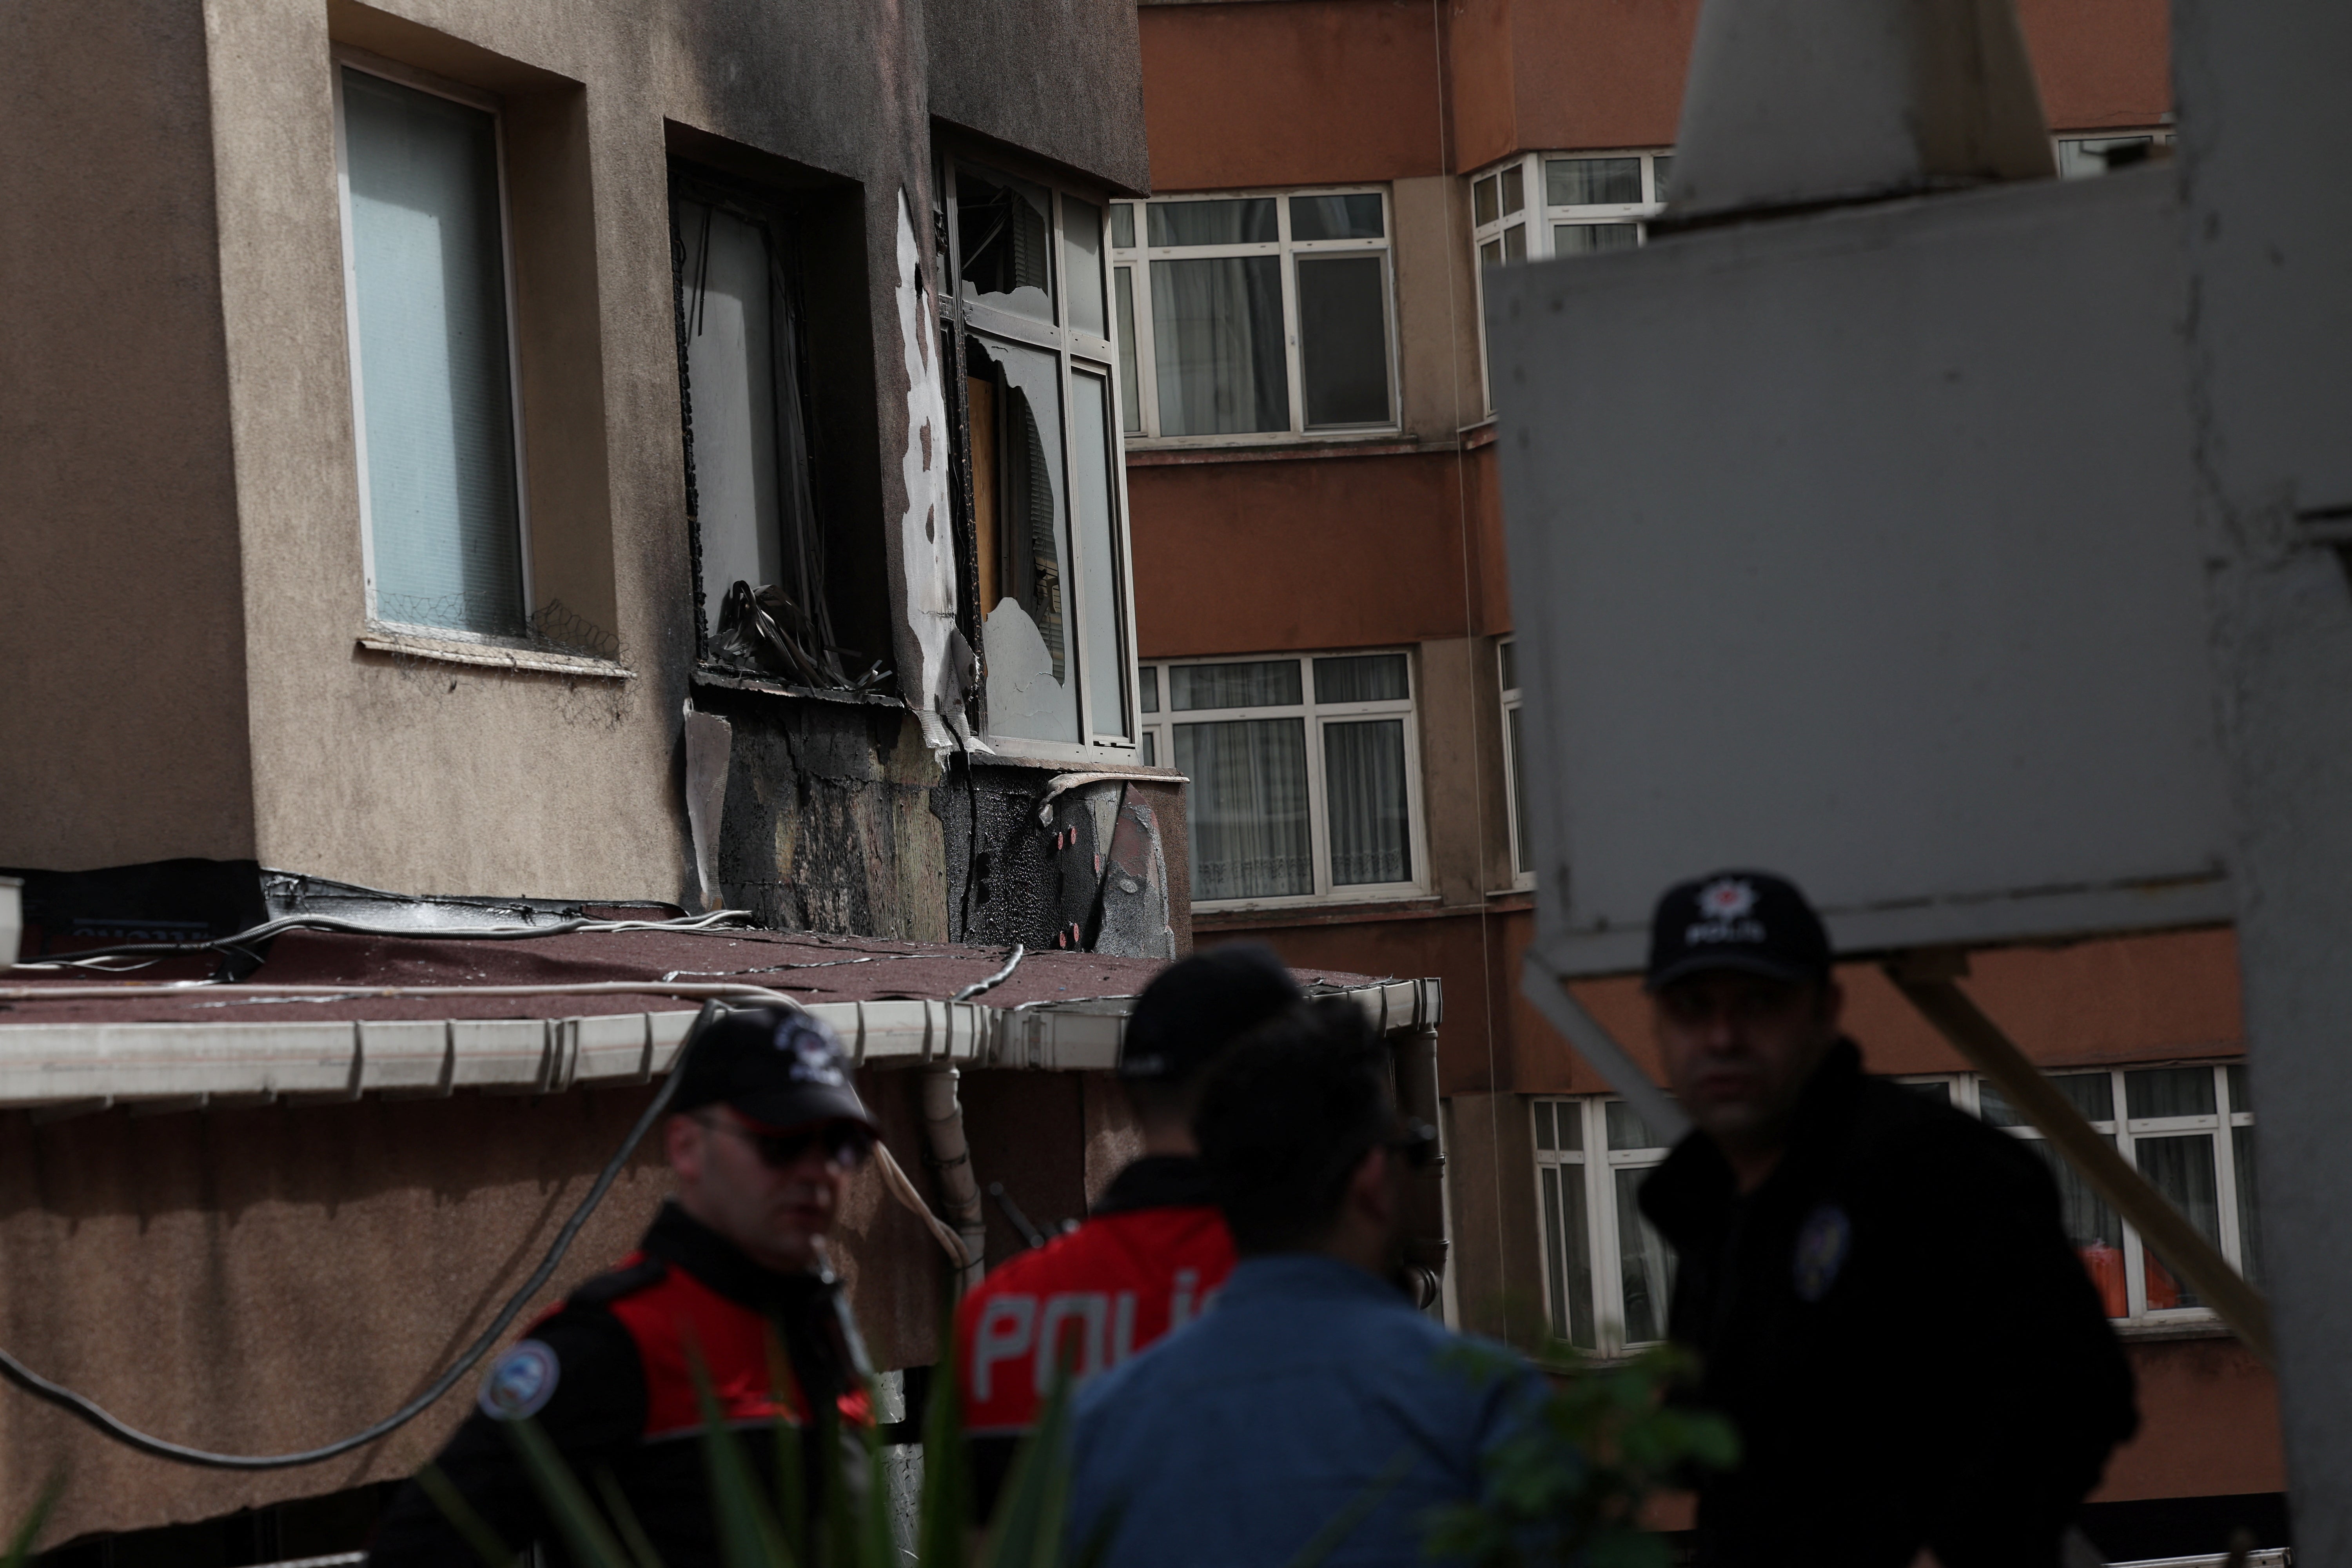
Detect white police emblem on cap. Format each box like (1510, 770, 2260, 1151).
(1792, 1203, 1852, 1303)
(479, 1339, 560, 1421)
(776, 1018, 847, 1087)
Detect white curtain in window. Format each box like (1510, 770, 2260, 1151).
(343, 69, 524, 637)
(1615, 1168, 1677, 1343)
(1150, 256, 1289, 436)
(1323, 719, 1411, 886)
(1176, 717, 1311, 900)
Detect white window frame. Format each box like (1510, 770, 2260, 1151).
(1136, 650, 1427, 910)
(1498, 636, 1532, 891)
(2055, 127, 2176, 180)
(331, 47, 535, 643)
(1535, 1063, 2259, 1352)
(1109, 186, 1401, 447)
(1469, 150, 1671, 416)
(944, 150, 1143, 760)
(1530, 1096, 1679, 1357)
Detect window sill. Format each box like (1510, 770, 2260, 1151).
(357, 629, 633, 680)
(2114, 1317, 2239, 1345)
(1194, 893, 1442, 928)
(1124, 432, 1456, 467)
(691, 666, 905, 707)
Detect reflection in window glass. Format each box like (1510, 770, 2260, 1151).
(2234, 1126, 2262, 1287)
(1554, 223, 1640, 256)
(1499, 638, 1519, 692)
(1176, 717, 1312, 900)
(1296, 255, 1390, 427)
(1148, 197, 1278, 246)
(1114, 267, 1141, 434)
(1325, 720, 1411, 885)
(2127, 1067, 2216, 1120)
(1547, 156, 1643, 205)
(341, 68, 524, 637)
(1170, 659, 1300, 710)
(1473, 174, 1499, 227)
(1501, 165, 1525, 216)
(1615, 1168, 1675, 1343)
(1534, 1100, 1556, 1152)
(1150, 256, 1289, 435)
(1138, 662, 1159, 714)
(969, 334, 1077, 742)
(1605, 1099, 1668, 1152)
(1069, 370, 1127, 738)
(1313, 652, 1409, 703)
(1503, 224, 1527, 263)
(2137, 1134, 2220, 1309)
(1140, 731, 1156, 766)
(1110, 201, 1135, 249)
(1290, 192, 1385, 241)
(1652, 154, 1675, 199)
(1064, 197, 1105, 336)
(1479, 238, 1503, 271)
(2226, 1063, 2251, 1114)
(957, 164, 1054, 322)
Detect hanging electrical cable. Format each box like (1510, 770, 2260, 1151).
(4, 908, 755, 973)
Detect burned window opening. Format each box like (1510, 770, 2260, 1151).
(670, 169, 887, 694)
(955, 163, 1054, 320)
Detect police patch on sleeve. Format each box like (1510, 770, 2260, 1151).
(479, 1339, 561, 1422)
(1792, 1203, 1853, 1303)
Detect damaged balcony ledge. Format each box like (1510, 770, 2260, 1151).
(356, 624, 634, 681)
(1125, 432, 1468, 468)
(690, 665, 906, 707)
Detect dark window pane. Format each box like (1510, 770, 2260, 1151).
(1174, 717, 1312, 900)
(1902, 1080, 1953, 1105)
(1170, 659, 1301, 710)
(1534, 1100, 1556, 1152)
(1554, 223, 1640, 256)
(2226, 1062, 2251, 1114)
(2021, 1138, 2129, 1317)
(1325, 719, 1412, 886)
(1508, 705, 1530, 875)
(1553, 1100, 1583, 1152)
(1501, 165, 1524, 216)
(1114, 267, 1141, 434)
(1138, 664, 1160, 713)
(1140, 730, 1157, 766)
(1499, 638, 1518, 691)
(1297, 256, 1390, 427)
(1651, 154, 1675, 200)
(1547, 156, 1643, 206)
(1981, 1071, 2114, 1127)
(1544, 1165, 1598, 1350)
(1064, 197, 1105, 336)
(1473, 174, 1499, 227)
(1479, 238, 1503, 271)
(1503, 223, 1527, 263)
(1149, 255, 1290, 436)
(1605, 1099, 1669, 1151)
(2137, 1134, 2221, 1309)
(2127, 1067, 2217, 1120)
(2234, 1126, 2262, 1287)
(1290, 192, 1385, 241)
(1110, 201, 1136, 249)
(956, 163, 1054, 322)
(1147, 197, 1278, 246)
(1313, 652, 1408, 703)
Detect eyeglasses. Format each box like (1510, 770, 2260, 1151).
(698, 1115, 875, 1171)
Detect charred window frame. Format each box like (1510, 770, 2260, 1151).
(940, 151, 1140, 758)
(670, 167, 876, 692)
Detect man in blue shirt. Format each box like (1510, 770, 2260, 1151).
(1068, 998, 1548, 1567)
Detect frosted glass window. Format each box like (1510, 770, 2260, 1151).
(340, 67, 524, 637)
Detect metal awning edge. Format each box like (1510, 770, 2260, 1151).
(0, 979, 1439, 1111)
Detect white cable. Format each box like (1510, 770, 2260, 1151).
(873, 1140, 974, 1270)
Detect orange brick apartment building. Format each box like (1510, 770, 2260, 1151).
(1118, 0, 2281, 1555)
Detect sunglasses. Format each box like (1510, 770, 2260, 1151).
(700, 1115, 875, 1171)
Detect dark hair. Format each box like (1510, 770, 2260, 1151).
(1196, 998, 1394, 1255)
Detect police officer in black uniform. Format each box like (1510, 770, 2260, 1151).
(1632, 871, 2138, 1568)
(369, 1009, 882, 1567)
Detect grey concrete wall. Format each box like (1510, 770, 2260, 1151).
(927, 0, 1151, 195)
(0, 0, 258, 871)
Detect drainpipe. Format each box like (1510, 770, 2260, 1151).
(921, 1064, 989, 1295)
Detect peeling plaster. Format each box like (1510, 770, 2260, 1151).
(895, 192, 980, 757)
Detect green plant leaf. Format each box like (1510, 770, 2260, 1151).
(2, 1472, 63, 1568)
(690, 1343, 795, 1568)
(916, 1327, 971, 1568)
(415, 1461, 521, 1568)
(502, 1419, 637, 1568)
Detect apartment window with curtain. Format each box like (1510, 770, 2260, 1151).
(947, 154, 1137, 754)
(334, 58, 528, 639)
(1107, 188, 1397, 443)
(2055, 129, 2174, 179)
(669, 169, 854, 686)
(1470, 151, 1672, 414)
(1531, 1097, 1680, 1355)
(1499, 637, 1532, 887)
(1136, 652, 1423, 907)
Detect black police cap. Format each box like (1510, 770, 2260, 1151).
(670, 1007, 880, 1132)
(1646, 870, 1833, 991)
(1119, 942, 1303, 1083)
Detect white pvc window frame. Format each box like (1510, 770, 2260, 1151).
(1530, 1096, 1678, 1356)
(330, 46, 535, 643)
(1108, 185, 1402, 447)
(1499, 636, 1533, 891)
(1136, 649, 1428, 910)
(943, 149, 1143, 761)
(1468, 149, 1671, 417)
(2054, 127, 2176, 180)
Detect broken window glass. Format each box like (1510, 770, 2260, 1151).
(672, 175, 854, 688)
(967, 334, 1080, 742)
(957, 163, 1055, 323)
